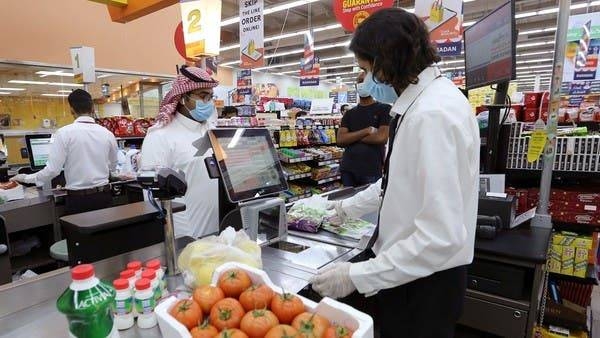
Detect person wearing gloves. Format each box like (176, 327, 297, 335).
(11, 89, 118, 215)
(140, 66, 219, 238)
(310, 8, 480, 338)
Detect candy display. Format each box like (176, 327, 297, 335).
(311, 164, 340, 180)
(549, 232, 598, 278)
(277, 128, 337, 147)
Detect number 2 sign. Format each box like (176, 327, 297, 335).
(179, 0, 222, 57)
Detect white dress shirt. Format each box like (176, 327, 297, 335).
(341, 67, 480, 295)
(140, 113, 218, 239)
(23, 116, 118, 190)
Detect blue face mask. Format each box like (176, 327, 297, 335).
(185, 96, 214, 122)
(362, 72, 399, 104)
(356, 83, 371, 98)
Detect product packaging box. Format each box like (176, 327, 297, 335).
(574, 247, 589, 278)
(561, 246, 575, 275)
(553, 232, 577, 246)
(573, 236, 593, 250)
(550, 244, 563, 274)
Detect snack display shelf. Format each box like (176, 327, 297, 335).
(311, 175, 342, 185)
(115, 136, 145, 140)
(279, 155, 314, 163)
(286, 172, 312, 181)
(314, 158, 340, 166)
(550, 264, 599, 285)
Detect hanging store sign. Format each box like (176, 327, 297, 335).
(179, 0, 222, 57)
(300, 32, 320, 86)
(415, 0, 464, 57)
(70, 46, 96, 84)
(237, 70, 253, 96)
(562, 13, 600, 85)
(332, 0, 394, 32)
(239, 0, 264, 68)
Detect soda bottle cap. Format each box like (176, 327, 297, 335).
(71, 264, 94, 280)
(113, 279, 129, 290)
(120, 269, 135, 279)
(127, 261, 142, 271)
(141, 269, 156, 280)
(135, 278, 151, 291)
(145, 259, 161, 270)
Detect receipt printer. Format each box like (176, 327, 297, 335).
(478, 195, 516, 229)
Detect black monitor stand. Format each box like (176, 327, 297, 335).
(483, 81, 509, 174)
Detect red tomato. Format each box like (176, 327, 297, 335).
(168, 299, 203, 330)
(239, 284, 275, 311)
(240, 309, 280, 338)
(193, 285, 225, 314)
(323, 324, 354, 338)
(218, 269, 253, 298)
(209, 298, 246, 331)
(292, 312, 331, 338)
(215, 328, 249, 338)
(265, 324, 300, 338)
(190, 319, 219, 338)
(271, 293, 305, 324)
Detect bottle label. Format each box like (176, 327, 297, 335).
(153, 286, 161, 302)
(57, 283, 116, 338)
(135, 296, 156, 314)
(114, 297, 133, 315)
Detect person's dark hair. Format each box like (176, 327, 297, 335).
(349, 8, 441, 91)
(67, 89, 93, 115)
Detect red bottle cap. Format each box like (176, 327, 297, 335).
(113, 279, 130, 290)
(141, 269, 156, 280)
(71, 264, 94, 280)
(127, 261, 142, 271)
(135, 278, 151, 291)
(120, 269, 135, 279)
(145, 259, 161, 270)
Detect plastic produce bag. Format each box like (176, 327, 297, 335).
(287, 195, 330, 233)
(178, 227, 262, 287)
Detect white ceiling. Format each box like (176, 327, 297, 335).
(216, 0, 600, 92)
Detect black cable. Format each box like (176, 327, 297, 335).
(146, 188, 165, 219)
(501, 93, 512, 125)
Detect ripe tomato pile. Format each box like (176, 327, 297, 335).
(168, 268, 354, 338)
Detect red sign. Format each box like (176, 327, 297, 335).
(332, 0, 394, 32)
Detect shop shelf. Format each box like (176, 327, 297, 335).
(314, 159, 340, 166)
(286, 172, 312, 181)
(550, 265, 598, 285)
(115, 136, 145, 140)
(285, 192, 313, 203)
(311, 175, 341, 185)
(279, 155, 314, 163)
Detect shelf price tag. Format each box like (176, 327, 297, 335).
(527, 120, 548, 163)
(179, 0, 222, 57)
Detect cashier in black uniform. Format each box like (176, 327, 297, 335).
(310, 9, 480, 338)
(11, 89, 118, 215)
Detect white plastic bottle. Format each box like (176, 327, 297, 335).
(126, 261, 142, 279)
(119, 270, 136, 290)
(141, 269, 161, 303)
(145, 259, 165, 295)
(112, 279, 134, 330)
(134, 278, 157, 329)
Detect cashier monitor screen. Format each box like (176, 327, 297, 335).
(25, 134, 52, 171)
(464, 0, 516, 90)
(209, 128, 288, 202)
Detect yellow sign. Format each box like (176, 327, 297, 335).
(179, 0, 222, 57)
(527, 129, 547, 163)
(89, 0, 128, 6)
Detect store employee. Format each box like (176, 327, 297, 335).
(310, 9, 480, 338)
(140, 66, 219, 239)
(11, 89, 118, 215)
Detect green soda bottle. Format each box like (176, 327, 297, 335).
(56, 264, 120, 338)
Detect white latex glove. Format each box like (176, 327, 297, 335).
(325, 200, 347, 226)
(10, 174, 28, 183)
(310, 262, 356, 299)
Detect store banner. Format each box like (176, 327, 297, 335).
(415, 0, 464, 57)
(179, 0, 222, 57)
(333, 0, 394, 32)
(239, 0, 264, 68)
(70, 46, 95, 84)
(563, 13, 600, 83)
(237, 69, 253, 95)
(300, 32, 320, 87)
(445, 70, 465, 87)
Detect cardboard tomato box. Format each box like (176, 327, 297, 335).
(524, 92, 543, 109)
(551, 211, 600, 226)
(155, 262, 374, 338)
(523, 107, 539, 122)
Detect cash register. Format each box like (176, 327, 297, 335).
(207, 128, 356, 279)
